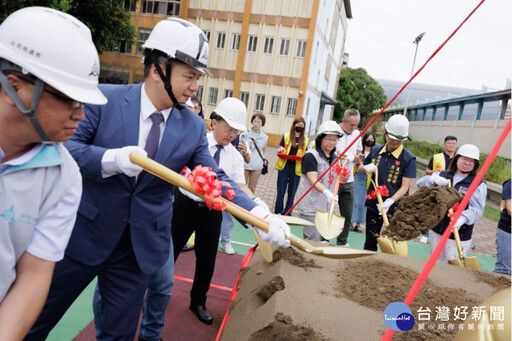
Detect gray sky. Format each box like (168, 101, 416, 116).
(345, 0, 511, 91)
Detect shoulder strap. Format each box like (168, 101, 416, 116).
(250, 137, 265, 161)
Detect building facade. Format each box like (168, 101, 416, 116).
(99, 0, 352, 144)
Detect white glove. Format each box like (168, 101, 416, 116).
(322, 189, 338, 204)
(453, 216, 466, 229)
(431, 174, 449, 187)
(114, 146, 147, 177)
(364, 163, 377, 173)
(253, 197, 270, 212)
(377, 198, 395, 215)
(250, 206, 291, 247)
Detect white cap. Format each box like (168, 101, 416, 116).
(142, 17, 209, 74)
(0, 7, 106, 105)
(213, 97, 247, 132)
(385, 115, 409, 140)
(318, 120, 343, 136)
(457, 144, 480, 160)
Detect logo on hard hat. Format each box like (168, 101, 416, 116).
(89, 61, 99, 77)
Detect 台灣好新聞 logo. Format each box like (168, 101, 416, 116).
(383, 302, 415, 331)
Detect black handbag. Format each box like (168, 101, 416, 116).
(251, 138, 268, 175)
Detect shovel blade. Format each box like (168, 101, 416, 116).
(252, 230, 273, 263)
(315, 211, 345, 240)
(448, 256, 480, 271)
(317, 246, 376, 259)
(377, 236, 408, 257)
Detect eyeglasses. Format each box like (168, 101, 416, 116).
(19, 75, 84, 110)
(217, 120, 240, 135)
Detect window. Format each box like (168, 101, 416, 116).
(124, 0, 137, 11)
(196, 86, 203, 103)
(208, 87, 218, 105)
(240, 92, 249, 107)
(231, 33, 240, 51)
(286, 98, 298, 116)
(270, 96, 281, 114)
(224, 89, 233, 98)
(296, 40, 307, 58)
(141, 0, 181, 15)
(136, 28, 152, 55)
(216, 32, 226, 49)
(111, 39, 132, 54)
(254, 94, 265, 112)
(247, 35, 258, 52)
(279, 39, 290, 56)
(263, 37, 274, 54)
(204, 30, 211, 42)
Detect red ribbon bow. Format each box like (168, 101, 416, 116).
(365, 185, 390, 200)
(187, 165, 236, 210)
(331, 164, 351, 184)
(447, 203, 460, 218)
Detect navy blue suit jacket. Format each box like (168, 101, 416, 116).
(64, 83, 255, 274)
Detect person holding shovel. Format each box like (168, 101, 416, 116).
(361, 114, 416, 251)
(27, 19, 290, 341)
(416, 144, 487, 264)
(172, 97, 274, 324)
(298, 121, 344, 241)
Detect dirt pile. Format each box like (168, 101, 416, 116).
(249, 313, 329, 341)
(221, 246, 510, 341)
(384, 187, 462, 241)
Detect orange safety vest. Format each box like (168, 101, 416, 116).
(275, 132, 309, 176)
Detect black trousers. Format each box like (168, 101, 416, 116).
(364, 205, 398, 251)
(337, 182, 354, 245)
(172, 190, 223, 307)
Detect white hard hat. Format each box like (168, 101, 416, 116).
(214, 97, 247, 132)
(456, 144, 480, 160)
(385, 115, 409, 140)
(0, 7, 106, 105)
(317, 120, 343, 137)
(143, 18, 209, 75)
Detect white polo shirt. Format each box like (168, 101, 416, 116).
(336, 129, 363, 183)
(180, 132, 245, 201)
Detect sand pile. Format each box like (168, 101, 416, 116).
(221, 245, 510, 341)
(384, 187, 462, 241)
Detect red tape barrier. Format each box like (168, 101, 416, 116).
(215, 245, 257, 341)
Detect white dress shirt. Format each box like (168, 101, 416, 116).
(180, 132, 245, 202)
(336, 129, 363, 183)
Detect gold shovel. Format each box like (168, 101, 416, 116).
(315, 160, 346, 240)
(447, 208, 480, 270)
(371, 168, 408, 257)
(130, 153, 375, 260)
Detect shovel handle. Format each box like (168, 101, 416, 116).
(129, 152, 271, 233)
(369, 167, 390, 227)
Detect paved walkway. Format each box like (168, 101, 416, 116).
(255, 146, 498, 257)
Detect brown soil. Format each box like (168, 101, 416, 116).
(384, 187, 462, 241)
(271, 247, 321, 269)
(221, 246, 510, 341)
(249, 313, 330, 341)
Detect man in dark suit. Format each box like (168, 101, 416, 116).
(26, 18, 290, 341)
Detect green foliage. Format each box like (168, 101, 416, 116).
(68, 0, 134, 54)
(404, 140, 511, 184)
(0, 0, 133, 54)
(334, 67, 387, 121)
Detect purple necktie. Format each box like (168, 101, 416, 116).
(145, 112, 164, 159)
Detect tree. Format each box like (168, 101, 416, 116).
(334, 67, 387, 121)
(0, 0, 133, 54)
